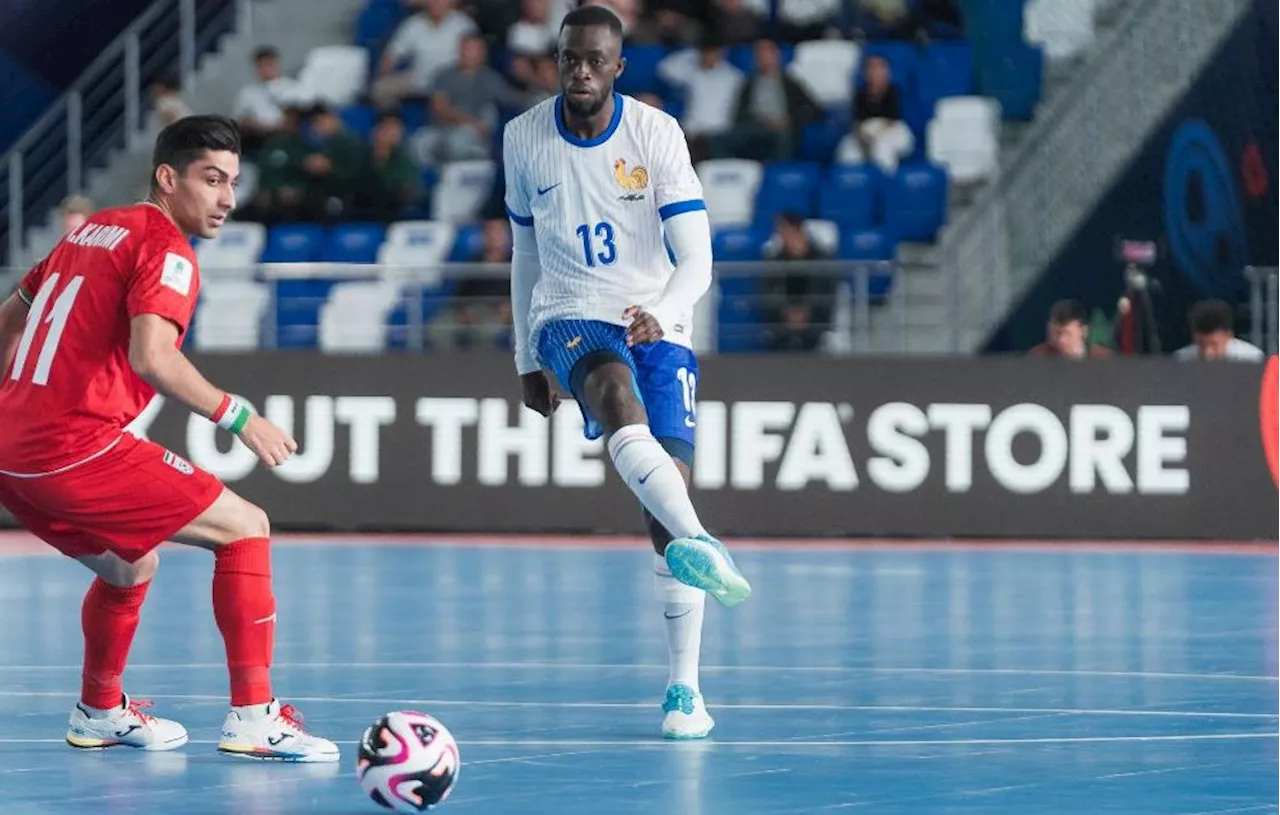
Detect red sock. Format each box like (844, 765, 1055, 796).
(213, 537, 275, 707)
(81, 577, 150, 710)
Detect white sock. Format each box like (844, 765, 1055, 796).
(231, 700, 275, 719)
(655, 554, 705, 692)
(608, 424, 706, 541)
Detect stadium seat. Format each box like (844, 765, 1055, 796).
(710, 226, 765, 352)
(926, 96, 1001, 185)
(194, 280, 271, 351)
(321, 223, 387, 264)
(298, 45, 369, 107)
(753, 161, 822, 230)
(616, 44, 668, 97)
(787, 40, 860, 108)
(431, 160, 495, 225)
(318, 280, 403, 353)
(916, 41, 974, 111)
(195, 221, 265, 270)
(377, 220, 456, 283)
(802, 219, 840, 257)
(449, 224, 486, 263)
(273, 278, 342, 349)
(1024, 0, 1096, 61)
(980, 43, 1043, 121)
(818, 164, 884, 229)
(696, 159, 764, 228)
(884, 162, 950, 241)
(838, 227, 896, 301)
(354, 0, 406, 53)
(339, 105, 378, 140)
(261, 224, 325, 264)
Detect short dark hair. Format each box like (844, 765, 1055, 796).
(1048, 299, 1087, 326)
(560, 4, 624, 37)
(151, 115, 241, 188)
(253, 46, 279, 62)
(1189, 299, 1235, 335)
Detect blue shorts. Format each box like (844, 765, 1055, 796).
(536, 319, 698, 460)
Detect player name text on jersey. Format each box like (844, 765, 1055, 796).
(64, 223, 132, 252)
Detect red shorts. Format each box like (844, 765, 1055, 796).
(0, 433, 223, 562)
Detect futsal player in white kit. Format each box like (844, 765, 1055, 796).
(502, 4, 752, 739)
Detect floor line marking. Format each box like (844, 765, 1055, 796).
(0, 662, 1274, 682)
(0, 692, 1273, 719)
(0, 734, 1272, 747)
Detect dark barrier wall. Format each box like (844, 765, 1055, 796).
(989, 0, 1279, 353)
(85, 353, 1277, 541)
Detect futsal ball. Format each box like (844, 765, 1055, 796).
(357, 711, 460, 812)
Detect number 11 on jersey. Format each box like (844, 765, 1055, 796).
(10, 272, 85, 387)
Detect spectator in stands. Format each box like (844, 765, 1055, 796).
(371, 0, 477, 111)
(245, 105, 310, 225)
(356, 113, 423, 222)
(579, 0, 661, 43)
(412, 34, 526, 166)
(761, 212, 837, 351)
(657, 34, 745, 164)
(835, 55, 914, 173)
(233, 46, 308, 154)
(58, 195, 94, 235)
(1028, 299, 1111, 358)
(302, 104, 368, 221)
(711, 38, 820, 162)
(1173, 299, 1266, 361)
(715, 0, 764, 45)
(646, 0, 708, 47)
(437, 218, 513, 350)
(507, 0, 560, 58)
(149, 72, 191, 131)
(772, 0, 842, 42)
(521, 54, 562, 105)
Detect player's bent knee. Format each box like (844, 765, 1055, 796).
(234, 502, 271, 541)
(81, 550, 158, 587)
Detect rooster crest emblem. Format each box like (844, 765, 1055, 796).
(614, 159, 649, 200)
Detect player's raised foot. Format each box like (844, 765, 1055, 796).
(664, 535, 752, 608)
(661, 683, 715, 740)
(66, 693, 189, 751)
(218, 699, 339, 763)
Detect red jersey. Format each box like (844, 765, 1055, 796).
(0, 203, 200, 474)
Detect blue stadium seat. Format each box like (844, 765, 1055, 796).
(883, 162, 949, 241)
(799, 112, 851, 164)
(274, 278, 341, 349)
(838, 228, 897, 302)
(615, 44, 668, 96)
(261, 224, 324, 263)
(918, 41, 974, 106)
(449, 224, 485, 263)
(355, 0, 406, 55)
(818, 164, 884, 229)
(711, 227, 767, 353)
(980, 43, 1043, 121)
(321, 223, 387, 263)
(339, 105, 377, 140)
(753, 161, 822, 230)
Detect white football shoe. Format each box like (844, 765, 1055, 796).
(66, 694, 189, 751)
(661, 683, 715, 740)
(218, 698, 340, 763)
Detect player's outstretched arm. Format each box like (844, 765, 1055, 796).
(0, 291, 30, 375)
(128, 314, 297, 467)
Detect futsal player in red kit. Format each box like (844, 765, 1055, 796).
(0, 115, 337, 762)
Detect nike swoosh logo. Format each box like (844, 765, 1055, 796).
(664, 610, 692, 620)
(537, 183, 561, 195)
(638, 466, 661, 485)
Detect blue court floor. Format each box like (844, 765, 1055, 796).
(0, 537, 1275, 814)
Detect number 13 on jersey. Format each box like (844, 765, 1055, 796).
(575, 221, 617, 268)
(10, 272, 86, 387)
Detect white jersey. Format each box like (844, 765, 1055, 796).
(502, 93, 706, 357)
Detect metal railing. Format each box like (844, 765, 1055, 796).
(0, 0, 244, 267)
(1245, 266, 1278, 355)
(1, 260, 949, 356)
